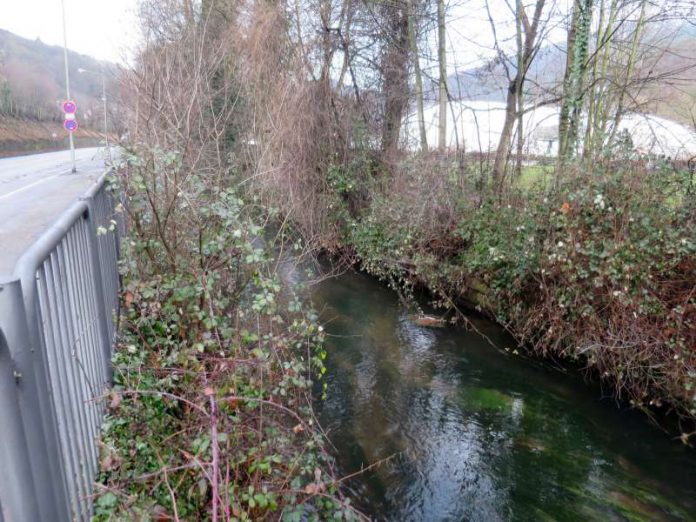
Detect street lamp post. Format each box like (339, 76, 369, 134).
(60, 0, 77, 173)
(102, 75, 108, 158)
(78, 68, 110, 162)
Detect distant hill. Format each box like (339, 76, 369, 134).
(439, 21, 696, 126)
(0, 28, 116, 125)
(444, 42, 565, 102)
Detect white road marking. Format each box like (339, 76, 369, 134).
(0, 173, 61, 201)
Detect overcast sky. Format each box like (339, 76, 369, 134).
(1, 0, 139, 64)
(0, 0, 569, 71)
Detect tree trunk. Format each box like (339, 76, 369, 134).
(558, 1, 580, 162)
(437, 0, 447, 151)
(381, 0, 410, 158)
(584, 0, 618, 162)
(408, 0, 428, 152)
(567, 0, 593, 154)
(491, 0, 546, 188)
(514, 0, 525, 179)
(558, 0, 593, 164)
(492, 83, 519, 186)
(607, 0, 647, 148)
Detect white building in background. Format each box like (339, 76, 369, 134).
(403, 101, 696, 160)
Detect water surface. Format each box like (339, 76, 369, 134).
(312, 270, 696, 521)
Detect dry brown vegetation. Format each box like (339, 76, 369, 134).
(95, 1, 368, 519)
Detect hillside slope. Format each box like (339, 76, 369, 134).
(0, 28, 112, 116)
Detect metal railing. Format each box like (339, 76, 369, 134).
(0, 173, 122, 521)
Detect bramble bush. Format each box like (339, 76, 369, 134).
(93, 147, 361, 521)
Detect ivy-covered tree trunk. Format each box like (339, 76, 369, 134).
(558, 0, 594, 164)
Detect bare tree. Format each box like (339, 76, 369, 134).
(491, 0, 548, 189)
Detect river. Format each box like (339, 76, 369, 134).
(310, 269, 696, 521)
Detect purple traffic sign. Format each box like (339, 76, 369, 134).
(62, 100, 77, 114)
(64, 119, 79, 132)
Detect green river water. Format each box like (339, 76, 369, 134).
(310, 270, 696, 521)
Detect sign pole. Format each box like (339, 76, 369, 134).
(60, 0, 76, 173)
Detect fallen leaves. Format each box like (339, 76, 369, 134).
(304, 468, 326, 494)
(100, 452, 121, 472)
(109, 391, 121, 410)
(124, 289, 135, 308)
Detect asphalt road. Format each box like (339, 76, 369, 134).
(0, 147, 109, 276)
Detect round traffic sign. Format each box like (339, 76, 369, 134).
(64, 119, 79, 132)
(62, 100, 77, 114)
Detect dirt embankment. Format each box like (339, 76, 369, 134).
(0, 116, 104, 157)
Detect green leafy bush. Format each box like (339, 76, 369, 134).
(333, 159, 695, 431)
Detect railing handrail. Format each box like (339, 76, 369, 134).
(0, 172, 110, 285)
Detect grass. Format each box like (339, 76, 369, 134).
(518, 164, 555, 189)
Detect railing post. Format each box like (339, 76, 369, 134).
(0, 279, 68, 521)
(82, 201, 114, 385)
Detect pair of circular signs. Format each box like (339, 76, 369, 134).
(62, 100, 78, 132)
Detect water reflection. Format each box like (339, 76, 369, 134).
(312, 270, 696, 521)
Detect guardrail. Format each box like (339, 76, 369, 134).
(0, 173, 122, 521)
